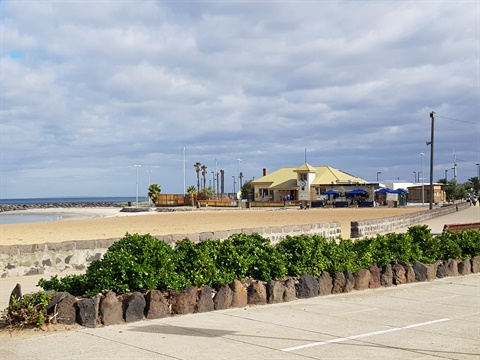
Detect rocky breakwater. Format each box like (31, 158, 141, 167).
(0, 202, 123, 213)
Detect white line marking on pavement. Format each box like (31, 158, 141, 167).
(280, 318, 451, 352)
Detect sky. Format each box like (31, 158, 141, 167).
(1, 0, 479, 199)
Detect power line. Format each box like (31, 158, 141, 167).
(435, 115, 479, 125)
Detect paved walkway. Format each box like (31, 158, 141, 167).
(1, 274, 479, 359)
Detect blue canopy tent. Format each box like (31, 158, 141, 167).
(346, 189, 367, 195)
(375, 188, 396, 194)
(395, 188, 408, 194)
(323, 190, 340, 195)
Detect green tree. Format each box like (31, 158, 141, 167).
(444, 180, 467, 203)
(194, 162, 201, 192)
(242, 179, 255, 201)
(466, 177, 480, 196)
(187, 185, 197, 206)
(201, 164, 208, 189)
(147, 184, 161, 205)
(197, 186, 214, 200)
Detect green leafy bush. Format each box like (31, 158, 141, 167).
(39, 233, 180, 296)
(37, 228, 480, 299)
(1, 292, 52, 328)
(277, 235, 329, 277)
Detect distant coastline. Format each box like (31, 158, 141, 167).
(0, 196, 140, 205)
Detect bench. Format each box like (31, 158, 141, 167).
(443, 222, 480, 233)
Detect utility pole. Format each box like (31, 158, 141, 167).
(452, 148, 457, 181)
(428, 111, 435, 210)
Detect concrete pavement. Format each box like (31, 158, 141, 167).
(1, 274, 479, 359)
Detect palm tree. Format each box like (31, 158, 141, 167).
(194, 162, 201, 193)
(147, 184, 161, 206)
(201, 164, 207, 189)
(187, 185, 197, 206)
(467, 177, 480, 196)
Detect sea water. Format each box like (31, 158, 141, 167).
(0, 196, 139, 225)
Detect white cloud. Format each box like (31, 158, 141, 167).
(0, 0, 478, 198)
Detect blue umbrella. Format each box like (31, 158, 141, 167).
(324, 189, 340, 195)
(347, 189, 367, 195)
(375, 188, 396, 194)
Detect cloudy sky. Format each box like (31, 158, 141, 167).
(1, 0, 479, 199)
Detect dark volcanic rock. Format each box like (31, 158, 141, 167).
(392, 263, 407, 285)
(247, 281, 267, 305)
(9, 283, 22, 305)
(369, 264, 381, 289)
(196, 286, 215, 313)
(471, 256, 480, 273)
(145, 290, 170, 319)
(354, 269, 371, 291)
(332, 272, 345, 294)
(169, 286, 196, 315)
(436, 261, 448, 278)
(124, 292, 146, 322)
(413, 261, 428, 282)
(296, 273, 319, 298)
(266, 280, 286, 304)
(214, 284, 233, 310)
(445, 259, 459, 277)
(283, 278, 297, 302)
(380, 264, 393, 287)
(458, 259, 471, 275)
(76, 296, 100, 328)
(318, 272, 333, 295)
(343, 269, 355, 293)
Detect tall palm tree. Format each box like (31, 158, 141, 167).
(147, 184, 161, 206)
(194, 162, 201, 193)
(201, 164, 207, 189)
(467, 177, 480, 196)
(187, 185, 197, 207)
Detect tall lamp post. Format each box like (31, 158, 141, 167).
(134, 164, 141, 207)
(445, 169, 448, 182)
(232, 176, 236, 197)
(376, 172, 381, 182)
(237, 158, 242, 192)
(420, 153, 425, 206)
(476, 163, 480, 179)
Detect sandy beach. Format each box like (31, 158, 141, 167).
(0, 206, 427, 245)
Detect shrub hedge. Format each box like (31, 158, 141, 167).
(37, 226, 480, 297)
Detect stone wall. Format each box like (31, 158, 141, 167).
(0, 202, 123, 212)
(13, 256, 480, 328)
(0, 222, 341, 278)
(350, 203, 470, 238)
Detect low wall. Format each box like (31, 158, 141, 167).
(0, 222, 341, 278)
(350, 203, 470, 238)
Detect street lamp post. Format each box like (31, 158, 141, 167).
(232, 176, 236, 197)
(476, 163, 480, 179)
(237, 158, 242, 192)
(445, 169, 448, 182)
(420, 153, 425, 206)
(376, 172, 381, 182)
(211, 171, 215, 194)
(134, 164, 141, 207)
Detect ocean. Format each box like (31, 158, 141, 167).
(0, 196, 141, 225)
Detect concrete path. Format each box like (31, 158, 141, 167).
(382, 204, 479, 235)
(1, 274, 479, 359)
